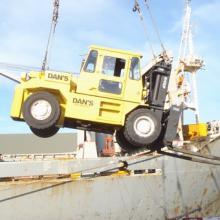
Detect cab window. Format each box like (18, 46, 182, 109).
(130, 57, 140, 80)
(84, 50, 98, 73)
(99, 79, 122, 95)
(102, 56, 125, 77)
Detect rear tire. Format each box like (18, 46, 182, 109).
(22, 92, 61, 129)
(30, 126, 60, 138)
(115, 129, 138, 152)
(123, 108, 161, 147)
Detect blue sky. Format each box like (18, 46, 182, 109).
(0, 0, 219, 134)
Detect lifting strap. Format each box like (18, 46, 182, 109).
(42, 0, 60, 71)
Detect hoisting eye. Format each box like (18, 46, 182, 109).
(133, 6, 137, 12)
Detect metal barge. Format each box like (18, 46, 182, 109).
(0, 136, 219, 220)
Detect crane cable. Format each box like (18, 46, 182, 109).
(158, 149, 220, 166)
(42, 0, 60, 71)
(133, 0, 156, 58)
(0, 62, 40, 72)
(143, 0, 167, 56)
(76, 143, 220, 176)
(133, 0, 170, 60)
(64, 144, 220, 177)
(0, 72, 20, 83)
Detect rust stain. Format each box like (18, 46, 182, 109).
(205, 174, 211, 181)
(202, 192, 220, 216)
(174, 206, 180, 215)
(202, 188, 208, 196)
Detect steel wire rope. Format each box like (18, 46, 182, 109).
(63, 148, 220, 179)
(0, 72, 20, 83)
(2, 147, 220, 180)
(64, 144, 220, 176)
(167, 146, 220, 161)
(42, 0, 60, 71)
(0, 62, 40, 71)
(143, 0, 167, 54)
(133, 0, 156, 58)
(158, 149, 220, 166)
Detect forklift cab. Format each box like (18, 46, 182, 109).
(77, 45, 143, 103)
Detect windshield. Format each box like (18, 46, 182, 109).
(83, 50, 98, 73)
(130, 57, 140, 80)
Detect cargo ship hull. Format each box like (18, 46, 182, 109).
(0, 139, 220, 220)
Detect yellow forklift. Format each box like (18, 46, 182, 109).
(10, 45, 180, 151)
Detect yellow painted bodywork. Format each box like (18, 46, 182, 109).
(111, 170, 131, 176)
(11, 45, 146, 131)
(183, 123, 208, 141)
(70, 172, 81, 180)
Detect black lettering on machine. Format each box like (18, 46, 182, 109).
(73, 98, 93, 106)
(48, 73, 69, 82)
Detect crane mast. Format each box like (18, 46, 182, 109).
(177, 0, 203, 124)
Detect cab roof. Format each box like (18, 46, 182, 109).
(90, 45, 142, 58)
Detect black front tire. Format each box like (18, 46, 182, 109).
(22, 92, 61, 129)
(30, 126, 60, 138)
(123, 108, 161, 147)
(115, 129, 139, 152)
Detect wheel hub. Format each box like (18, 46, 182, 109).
(134, 116, 155, 137)
(30, 100, 52, 120)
